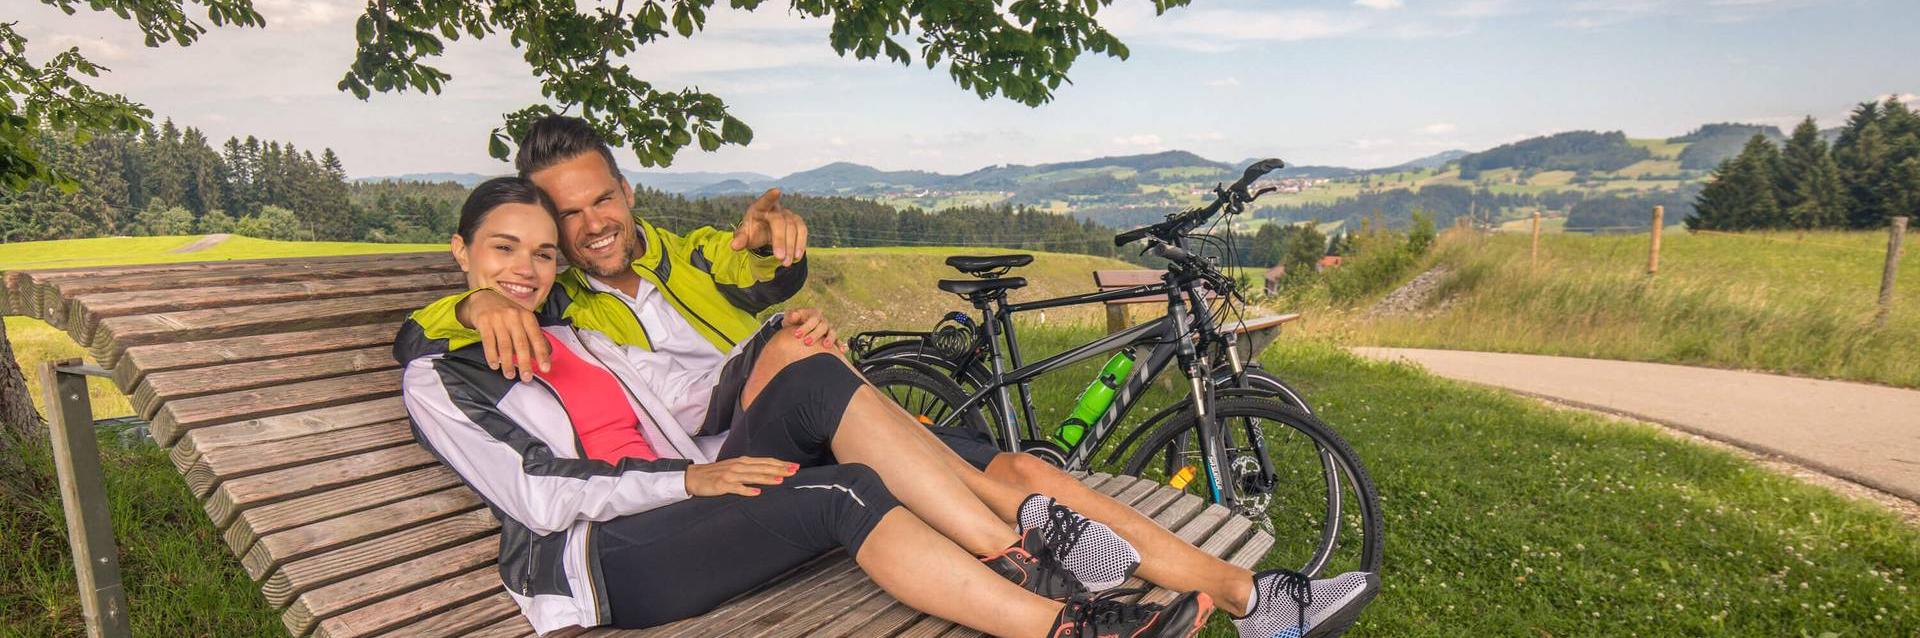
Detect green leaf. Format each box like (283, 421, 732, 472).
(488, 131, 510, 159)
(719, 116, 752, 145)
(697, 128, 722, 151)
(356, 14, 375, 44)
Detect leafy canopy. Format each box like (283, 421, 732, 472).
(1, 0, 263, 190)
(6, 0, 1189, 189)
(341, 0, 1190, 166)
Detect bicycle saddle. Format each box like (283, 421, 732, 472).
(938, 277, 1028, 296)
(945, 254, 1033, 277)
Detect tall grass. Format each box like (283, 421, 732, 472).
(1341, 229, 1920, 387)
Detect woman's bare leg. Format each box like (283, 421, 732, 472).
(857, 509, 1062, 637)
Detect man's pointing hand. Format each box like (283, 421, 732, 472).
(729, 187, 808, 266)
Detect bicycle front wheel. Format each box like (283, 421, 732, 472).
(1121, 397, 1382, 576)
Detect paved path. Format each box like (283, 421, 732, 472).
(169, 233, 232, 253)
(1352, 347, 1920, 502)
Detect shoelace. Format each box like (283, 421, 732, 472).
(1058, 588, 1155, 638)
(1268, 569, 1313, 634)
(1040, 502, 1090, 575)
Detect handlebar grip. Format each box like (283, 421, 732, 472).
(1231, 158, 1287, 193)
(1114, 226, 1154, 247)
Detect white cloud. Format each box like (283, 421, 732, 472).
(828, 136, 848, 147)
(1207, 76, 1241, 88)
(1349, 138, 1397, 150)
(41, 34, 129, 61)
(1112, 134, 1164, 147)
(1355, 0, 1405, 9)
(1420, 122, 1459, 135)
(254, 0, 357, 30)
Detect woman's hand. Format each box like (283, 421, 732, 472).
(684, 457, 799, 497)
(457, 288, 550, 382)
(784, 307, 841, 352)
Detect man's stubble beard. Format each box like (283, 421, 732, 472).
(576, 233, 638, 279)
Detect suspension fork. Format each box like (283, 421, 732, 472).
(1170, 285, 1236, 507)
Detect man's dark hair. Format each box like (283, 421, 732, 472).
(514, 115, 623, 182)
(457, 177, 556, 242)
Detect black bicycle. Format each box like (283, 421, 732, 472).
(851, 159, 1382, 576)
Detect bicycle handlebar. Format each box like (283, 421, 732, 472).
(1112, 158, 1286, 248)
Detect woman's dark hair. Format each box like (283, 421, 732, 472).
(457, 176, 555, 242)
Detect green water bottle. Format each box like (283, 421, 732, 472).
(1051, 348, 1136, 449)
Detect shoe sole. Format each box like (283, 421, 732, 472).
(1304, 573, 1380, 638)
(1159, 592, 1213, 638)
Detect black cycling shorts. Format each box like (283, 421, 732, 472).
(596, 463, 902, 628)
(716, 352, 999, 470)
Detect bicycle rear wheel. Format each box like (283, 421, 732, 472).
(1121, 397, 1381, 576)
(863, 365, 993, 441)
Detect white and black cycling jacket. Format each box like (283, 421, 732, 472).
(394, 312, 783, 635)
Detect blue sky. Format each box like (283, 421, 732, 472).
(14, 0, 1918, 178)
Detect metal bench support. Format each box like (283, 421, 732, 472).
(40, 358, 131, 638)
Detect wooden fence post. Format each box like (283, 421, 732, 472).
(1879, 216, 1909, 326)
(40, 359, 131, 638)
(1647, 205, 1664, 276)
(1530, 210, 1542, 268)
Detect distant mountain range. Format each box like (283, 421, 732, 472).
(353, 169, 774, 191)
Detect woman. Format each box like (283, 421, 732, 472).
(396, 177, 1225, 637)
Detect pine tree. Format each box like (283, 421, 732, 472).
(1777, 117, 1847, 229)
(1690, 134, 1783, 230)
(1834, 101, 1890, 228)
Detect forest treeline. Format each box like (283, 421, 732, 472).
(1689, 98, 1920, 231)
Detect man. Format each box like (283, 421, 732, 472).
(421, 115, 1377, 638)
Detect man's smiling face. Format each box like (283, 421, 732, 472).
(529, 151, 638, 279)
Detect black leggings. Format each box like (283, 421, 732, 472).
(597, 463, 901, 628)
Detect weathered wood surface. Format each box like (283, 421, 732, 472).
(3, 253, 1278, 638)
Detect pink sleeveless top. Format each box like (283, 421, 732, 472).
(533, 333, 659, 463)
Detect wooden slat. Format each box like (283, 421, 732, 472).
(381, 591, 523, 638)
(637, 554, 858, 637)
(117, 324, 398, 392)
(227, 466, 463, 558)
(134, 346, 397, 419)
(152, 369, 402, 446)
(172, 397, 406, 473)
(311, 564, 500, 638)
(245, 486, 483, 581)
(1115, 477, 1160, 507)
(89, 289, 447, 368)
(68, 271, 463, 342)
(261, 508, 497, 609)
(186, 420, 414, 498)
(41, 253, 450, 327)
(461, 615, 538, 638)
(9, 254, 425, 317)
(205, 443, 437, 529)
(283, 536, 499, 636)
(1226, 313, 1300, 335)
(704, 558, 876, 637)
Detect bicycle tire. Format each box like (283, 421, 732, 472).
(1121, 397, 1382, 576)
(864, 365, 994, 441)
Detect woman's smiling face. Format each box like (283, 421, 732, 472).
(451, 202, 560, 311)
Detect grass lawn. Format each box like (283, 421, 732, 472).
(6, 237, 1918, 636)
(1337, 229, 1920, 388)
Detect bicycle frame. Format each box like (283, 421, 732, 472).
(928, 271, 1247, 504)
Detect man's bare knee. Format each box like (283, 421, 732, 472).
(985, 451, 1063, 489)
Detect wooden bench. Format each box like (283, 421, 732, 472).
(1092, 270, 1300, 356)
(9, 253, 1276, 638)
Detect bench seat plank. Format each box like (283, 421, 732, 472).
(153, 369, 403, 446)
(91, 289, 447, 368)
(136, 346, 396, 420)
(171, 397, 407, 472)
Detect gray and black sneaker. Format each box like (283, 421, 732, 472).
(980, 526, 1086, 600)
(1231, 569, 1378, 638)
(1050, 589, 1213, 638)
(1018, 493, 1142, 591)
